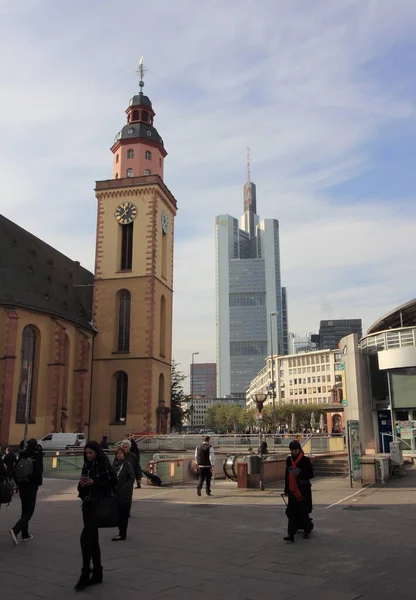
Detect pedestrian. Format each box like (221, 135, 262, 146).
(283, 440, 314, 543)
(129, 438, 143, 488)
(195, 435, 214, 497)
(258, 441, 268, 455)
(99, 436, 109, 450)
(9, 438, 43, 545)
(248, 447, 255, 454)
(75, 441, 116, 591)
(112, 447, 135, 541)
(121, 440, 141, 488)
(3, 447, 17, 485)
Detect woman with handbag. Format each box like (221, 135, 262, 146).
(75, 441, 116, 591)
(112, 447, 135, 541)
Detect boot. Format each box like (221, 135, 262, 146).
(74, 568, 91, 591)
(283, 535, 295, 543)
(89, 566, 103, 586)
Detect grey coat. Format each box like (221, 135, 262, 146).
(113, 460, 135, 507)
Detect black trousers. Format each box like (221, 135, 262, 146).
(286, 498, 311, 536)
(118, 505, 130, 539)
(81, 509, 101, 571)
(13, 484, 38, 538)
(197, 467, 212, 493)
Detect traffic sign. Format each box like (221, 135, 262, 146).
(342, 399, 348, 406)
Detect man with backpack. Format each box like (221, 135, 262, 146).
(195, 436, 215, 497)
(9, 438, 43, 545)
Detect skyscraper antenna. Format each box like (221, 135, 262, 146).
(247, 146, 251, 184)
(136, 57, 148, 93)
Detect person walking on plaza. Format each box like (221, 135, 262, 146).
(283, 440, 314, 543)
(195, 435, 215, 497)
(75, 441, 116, 591)
(9, 438, 43, 545)
(99, 436, 109, 450)
(129, 437, 143, 488)
(112, 447, 135, 541)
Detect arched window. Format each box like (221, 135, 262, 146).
(117, 290, 131, 352)
(116, 154, 119, 164)
(16, 325, 38, 423)
(115, 371, 128, 422)
(127, 149, 134, 159)
(160, 295, 166, 356)
(142, 111, 148, 122)
(120, 222, 133, 270)
(145, 150, 152, 160)
(132, 110, 139, 121)
(144, 169, 151, 176)
(115, 173, 119, 179)
(159, 157, 162, 167)
(159, 373, 164, 401)
(126, 168, 133, 177)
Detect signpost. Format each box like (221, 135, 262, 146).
(347, 420, 361, 488)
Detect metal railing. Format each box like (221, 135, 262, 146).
(360, 326, 416, 354)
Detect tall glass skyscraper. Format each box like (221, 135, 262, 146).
(215, 163, 288, 398)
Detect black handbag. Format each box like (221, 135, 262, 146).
(85, 494, 119, 528)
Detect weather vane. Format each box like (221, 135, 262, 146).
(136, 57, 148, 92)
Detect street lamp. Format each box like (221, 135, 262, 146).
(253, 392, 268, 491)
(269, 311, 279, 433)
(191, 352, 199, 431)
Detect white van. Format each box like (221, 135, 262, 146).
(38, 432, 86, 450)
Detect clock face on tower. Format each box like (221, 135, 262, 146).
(161, 210, 169, 234)
(114, 202, 138, 225)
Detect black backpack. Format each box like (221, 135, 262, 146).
(0, 481, 13, 505)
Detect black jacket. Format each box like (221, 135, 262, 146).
(16, 449, 43, 487)
(126, 452, 142, 479)
(3, 451, 17, 477)
(78, 457, 116, 502)
(113, 459, 135, 506)
(284, 453, 314, 500)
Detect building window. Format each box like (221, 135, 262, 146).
(126, 168, 133, 177)
(127, 149, 134, 159)
(145, 150, 152, 160)
(117, 290, 131, 352)
(114, 371, 128, 422)
(127, 127, 134, 134)
(120, 223, 133, 270)
(142, 111, 148, 122)
(147, 131, 152, 137)
(132, 110, 139, 121)
(159, 158, 162, 166)
(115, 173, 119, 179)
(116, 154, 119, 163)
(144, 169, 151, 175)
(16, 325, 38, 423)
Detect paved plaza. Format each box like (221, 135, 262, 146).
(1, 469, 416, 599)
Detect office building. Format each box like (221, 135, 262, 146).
(190, 363, 217, 398)
(186, 397, 246, 429)
(215, 156, 287, 398)
(318, 319, 362, 350)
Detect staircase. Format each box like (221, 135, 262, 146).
(312, 454, 349, 477)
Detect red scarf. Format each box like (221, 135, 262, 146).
(288, 451, 304, 502)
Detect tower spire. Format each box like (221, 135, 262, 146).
(247, 146, 251, 184)
(136, 57, 148, 94)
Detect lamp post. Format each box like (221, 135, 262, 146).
(191, 352, 199, 431)
(269, 311, 279, 433)
(253, 392, 268, 491)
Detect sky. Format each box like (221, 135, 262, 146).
(1, 0, 416, 390)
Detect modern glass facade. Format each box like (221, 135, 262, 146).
(190, 363, 217, 398)
(319, 319, 362, 350)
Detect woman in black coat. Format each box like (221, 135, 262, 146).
(75, 441, 116, 591)
(3, 447, 17, 483)
(283, 440, 314, 543)
(112, 447, 135, 541)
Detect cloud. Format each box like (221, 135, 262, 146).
(1, 0, 416, 392)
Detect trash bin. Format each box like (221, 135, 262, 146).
(246, 454, 261, 475)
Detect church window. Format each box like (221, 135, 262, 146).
(132, 110, 139, 121)
(115, 173, 119, 179)
(144, 169, 151, 175)
(145, 150, 151, 160)
(126, 168, 133, 177)
(117, 290, 131, 352)
(114, 371, 128, 422)
(142, 111, 148, 122)
(120, 222, 133, 270)
(16, 325, 38, 423)
(160, 295, 166, 356)
(127, 128, 134, 134)
(116, 154, 119, 164)
(127, 149, 134, 159)
(159, 158, 162, 167)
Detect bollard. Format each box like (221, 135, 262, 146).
(52, 451, 59, 469)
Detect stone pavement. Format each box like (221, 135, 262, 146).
(1, 469, 416, 600)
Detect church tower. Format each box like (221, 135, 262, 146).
(91, 60, 177, 440)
